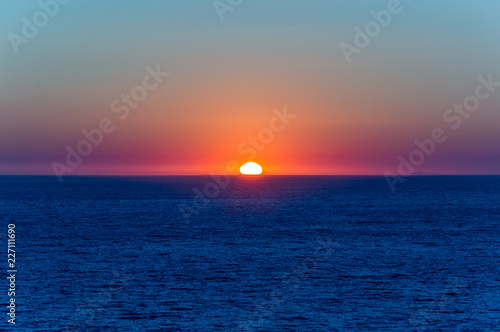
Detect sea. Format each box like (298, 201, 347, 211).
(1, 175, 499, 331)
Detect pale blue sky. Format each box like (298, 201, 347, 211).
(1, 1, 499, 174)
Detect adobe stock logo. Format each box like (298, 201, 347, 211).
(213, 0, 243, 22)
(178, 106, 296, 224)
(51, 64, 169, 182)
(385, 74, 500, 192)
(340, 0, 407, 63)
(7, 0, 70, 54)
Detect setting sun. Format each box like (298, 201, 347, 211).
(239, 162, 263, 175)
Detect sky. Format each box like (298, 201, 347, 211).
(1, 0, 499, 175)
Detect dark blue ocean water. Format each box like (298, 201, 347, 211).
(1, 175, 499, 331)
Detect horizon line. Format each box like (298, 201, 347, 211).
(1, 174, 500, 177)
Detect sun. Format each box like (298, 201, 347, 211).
(240, 162, 263, 175)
